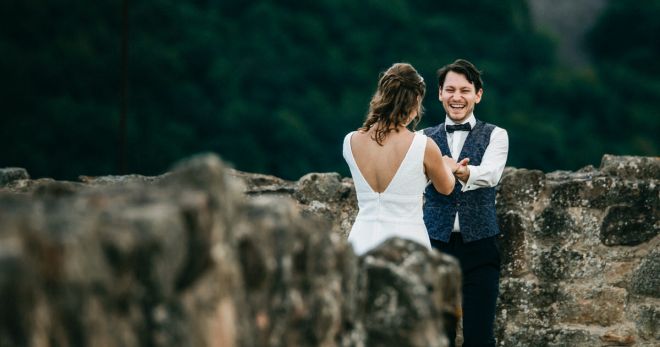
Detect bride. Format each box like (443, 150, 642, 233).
(343, 63, 456, 255)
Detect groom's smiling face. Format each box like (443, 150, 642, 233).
(439, 71, 483, 123)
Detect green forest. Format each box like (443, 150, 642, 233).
(1, 0, 658, 181)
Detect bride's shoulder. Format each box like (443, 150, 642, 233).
(344, 130, 364, 146)
(347, 129, 370, 140)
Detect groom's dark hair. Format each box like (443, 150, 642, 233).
(437, 59, 483, 92)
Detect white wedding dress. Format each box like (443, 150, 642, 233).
(343, 131, 432, 255)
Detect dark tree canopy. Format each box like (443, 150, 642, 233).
(0, 0, 657, 180)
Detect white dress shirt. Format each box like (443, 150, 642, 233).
(445, 114, 509, 232)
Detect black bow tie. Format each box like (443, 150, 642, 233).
(445, 123, 472, 133)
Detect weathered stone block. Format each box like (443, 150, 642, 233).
(630, 251, 660, 298)
(79, 173, 167, 186)
(294, 172, 344, 203)
(361, 238, 461, 347)
(496, 210, 528, 277)
(548, 178, 587, 208)
(635, 304, 660, 340)
(611, 180, 658, 207)
(557, 286, 626, 326)
(229, 169, 295, 196)
(600, 204, 659, 246)
(575, 176, 616, 208)
(0, 167, 29, 186)
(546, 173, 659, 210)
(496, 168, 545, 209)
(497, 278, 536, 316)
(548, 327, 601, 347)
(532, 245, 584, 281)
(497, 278, 558, 323)
(600, 154, 660, 180)
(500, 326, 555, 347)
(234, 196, 358, 347)
(0, 154, 244, 347)
(599, 329, 637, 346)
(603, 261, 636, 287)
(532, 206, 576, 239)
(0, 239, 34, 347)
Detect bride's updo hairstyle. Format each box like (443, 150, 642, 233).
(360, 63, 426, 145)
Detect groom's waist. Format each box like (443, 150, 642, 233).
(424, 202, 492, 208)
(427, 225, 500, 243)
(425, 186, 496, 203)
(423, 205, 499, 242)
(423, 204, 498, 222)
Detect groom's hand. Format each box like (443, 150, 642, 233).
(455, 158, 470, 182)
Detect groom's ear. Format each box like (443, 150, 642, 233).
(475, 88, 483, 103)
(438, 88, 443, 101)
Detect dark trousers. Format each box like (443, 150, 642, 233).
(431, 233, 500, 347)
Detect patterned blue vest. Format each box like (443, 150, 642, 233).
(423, 120, 500, 242)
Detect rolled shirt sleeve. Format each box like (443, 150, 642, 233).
(459, 127, 509, 191)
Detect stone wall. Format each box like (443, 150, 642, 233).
(230, 154, 659, 346)
(0, 155, 460, 347)
(1, 154, 657, 346)
(495, 155, 658, 346)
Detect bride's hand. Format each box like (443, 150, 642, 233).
(442, 156, 459, 173)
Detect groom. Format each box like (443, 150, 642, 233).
(423, 59, 509, 347)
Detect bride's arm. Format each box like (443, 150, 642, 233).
(423, 138, 456, 195)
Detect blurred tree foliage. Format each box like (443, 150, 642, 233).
(0, 0, 657, 180)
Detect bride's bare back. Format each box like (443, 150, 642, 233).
(350, 129, 415, 193)
(350, 127, 455, 195)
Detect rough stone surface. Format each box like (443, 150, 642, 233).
(634, 304, 660, 340)
(496, 168, 545, 209)
(629, 250, 660, 298)
(1, 153, 658, 347)
(600, 202, 659, 246)
(0, 155, 243, 347)
(600, 154, 660, 180)
(0, 167, 29, 185)
(488, 155, 659, 347)
(557, 286, 626, 326)
(361, 238, 461, 347)
(78, 173, 170, 186)
(0, 154, 459, 347)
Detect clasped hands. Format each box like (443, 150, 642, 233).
(443, 156, 470, 182)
